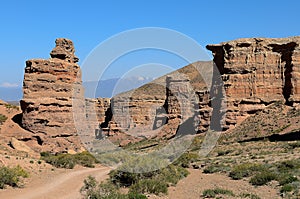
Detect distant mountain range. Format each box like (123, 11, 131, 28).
(84, 76, 155, 98)
(0, 76, 155, 102)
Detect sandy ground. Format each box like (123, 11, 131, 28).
(0, 166, 110, 199)
(149, 169, 279, 199)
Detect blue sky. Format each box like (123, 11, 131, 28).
(0, 0, 299, 88)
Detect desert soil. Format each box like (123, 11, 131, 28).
(149, 169, 279, 199)
(0, 166, 111, 199)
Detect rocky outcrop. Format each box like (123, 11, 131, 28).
(20, 38, 84, 153)
(92, 37, 300, 144)
(91, 62, 212, 145)
(17, 36, 300, 151)
(207, 36, 300, 129)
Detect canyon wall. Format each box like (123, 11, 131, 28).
(20, 38, 84, 152)
(17, 37, 300, 152)
(94, 37, 300, 143)
(92, 70, 211, 145)
(207, 37, 300, 129)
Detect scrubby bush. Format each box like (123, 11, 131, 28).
(80, 176, 147, 199)
(129, 179, 168, 195)
(277, 174, 298, 186)
(158, 164, 189, 186)
(276, 159, 300, 172)
(109, 156, 168, 186)
(0, 114, 7, 125)
(239, 193, 261, 199)
(249, 171, 277, 186)
(41, 151, 98, 169)
(173, 152, 199, 168)
(110, 163, 188, 189)
(280, 184, 293, 193)
(202, 188, 234, 198)
(203, 163, 230, 174)
(108, 155, 189, 196)
(0, 165, 29, 189)
(229, 163, 266, 180)
(5, 104, 19, 110)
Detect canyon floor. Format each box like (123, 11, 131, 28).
(0, 139, 290, 199)
(0, 101, 300, 198)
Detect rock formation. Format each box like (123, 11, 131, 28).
(90, 62, 212, 145)
(91, 37, 300, 145)
(17, 36, 300, 151)
(207, 36, 300, 129)
(20, 38, 84, 153)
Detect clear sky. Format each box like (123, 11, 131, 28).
(0, 0, 299, 88)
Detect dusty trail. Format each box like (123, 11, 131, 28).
(0, 166, 111, 199)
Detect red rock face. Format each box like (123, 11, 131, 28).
(207, 37, 300, 129)
(20, 38, 85, 153)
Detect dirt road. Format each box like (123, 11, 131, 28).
(0, 166, 110, 199)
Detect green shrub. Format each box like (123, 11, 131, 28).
(202, 188, 234, 198)
(276, 160, 300, 172)
(110, 164, 188, 187)
(0, 114, 7, 125)
(5, 104, 19, 110)
(280, 184, 293, 193)
(109, 156, 169, 186)
(0, 165, 29, 189)
(277, 174, 298, 186)
(173, 152, 199, 168)
(203, 163, 229, 174)
(239, 193, 261, 199)
(80, 176, 147, 199)
(202, 189, 216, 198)
(42, 153, 76, 169)
(229, 163, 266, 180)
(41, 151, 97, 169)
(74, 151, 98, 168)
(249, 171, 277, 186)
(129, 179, 168, 195)
(157, 164, 189, 186)
(126, 193, 147, 199)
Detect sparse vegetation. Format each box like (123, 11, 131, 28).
(173, 152, 199, 168)
(229, 163, 267, 180)
(110, 161, 189, 194)
(80, 176, 147, 199)
(81, 154, 190, 198)
(0, 165, 29, 189)
(4, 104, 19, 110)
(40, 151, 98, 169)
(0, 114, 7, 125)
(202, 188, 234, 198)
(203, 163, 230, 174)
(129, 179, 168, 195)
(239, 193, 261, 199)
(249, 171, 277, 186)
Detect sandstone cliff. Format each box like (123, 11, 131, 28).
(90, 62, 213, 146)
(16, 36, 300, 152)
(207, 36, 300, 129)
(91, 37, 300, 146)
(20, 38, 84, 153)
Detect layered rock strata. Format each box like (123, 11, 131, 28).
(207, 37, 300, 129)
(20, 38, 84, 152)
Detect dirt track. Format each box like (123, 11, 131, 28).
(0, 166, 110, 199)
